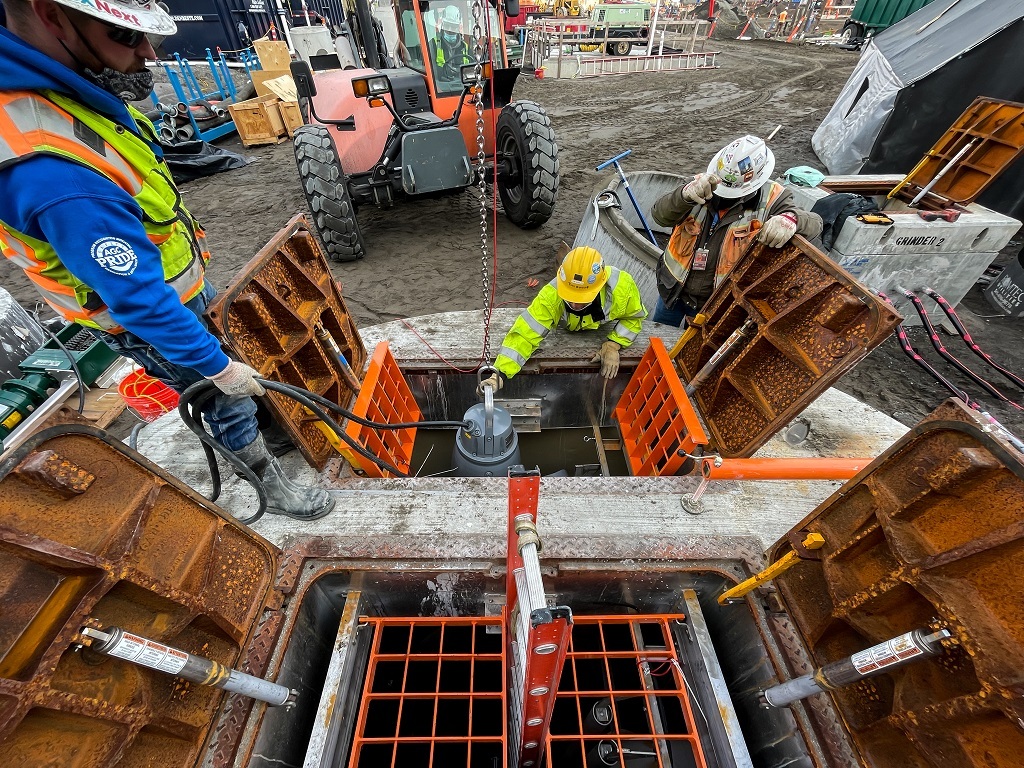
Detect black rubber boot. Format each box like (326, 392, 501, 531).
(232, 434, 335, 520)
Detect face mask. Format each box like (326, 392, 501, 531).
(82, 66, 155, 101)
(442, 30, 460, 45)
(60, 19, 156, 102)
(565, 295, 604, 321)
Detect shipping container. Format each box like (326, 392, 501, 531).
(160, 0, 350, 59)
(841, 0, 939, 40)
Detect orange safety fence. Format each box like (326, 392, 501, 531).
(342, 341, 421, 477)
(545, 615, 710, 768)
(350, 617, 508, 768)
(613, 337, 708, 476)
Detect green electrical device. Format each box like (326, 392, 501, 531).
(0, 324, 119, 441)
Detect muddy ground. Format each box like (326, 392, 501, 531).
(3, 37, 1022, 435)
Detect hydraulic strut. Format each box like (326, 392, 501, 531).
(763, 627, 953, 708)
(81, 625, 295, 707)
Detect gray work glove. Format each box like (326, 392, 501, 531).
(210, 360, 266, 397)
(758, 212, 798, 247)
(681, 173, 720, 204)
(479, 372, 503, 394)
(591, 341, 621, 380)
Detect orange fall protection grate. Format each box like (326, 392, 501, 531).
(547, 615, 709, 768)
(342, 341, 422, 477)
(351, 616, 509, 768)
(613, 337, 709, 476)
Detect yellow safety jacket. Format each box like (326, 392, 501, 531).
(495, 266, 647, 378)
(660, 180, 785, 292)
(0, 89, 210, 331)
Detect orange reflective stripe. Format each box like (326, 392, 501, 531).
(0, 92, 143, 193)
(0, 100, 35, 163)
(31, 131, 143, 195)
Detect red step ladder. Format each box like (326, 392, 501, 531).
(506, 469, 572, 768)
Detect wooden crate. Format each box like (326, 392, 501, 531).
(277, 101, 304, 137)
(227, 95, 287, 147)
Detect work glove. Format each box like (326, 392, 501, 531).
(758, 212, 799, 248)
(591, 341, 621, 380)
(681, 173, 720, 205)
(479, 372, 503, 394)
(210, 360, 266, 398)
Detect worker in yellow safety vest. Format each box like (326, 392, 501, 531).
(485, 247, 647, 386)
(0, 0, 334, 519)
(429, 5, 471, 80)
(650, 135, 822, 327)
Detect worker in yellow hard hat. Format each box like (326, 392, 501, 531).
(485, 247, 647, 386)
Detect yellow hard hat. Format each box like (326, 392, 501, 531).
(557, 247, 608, 303)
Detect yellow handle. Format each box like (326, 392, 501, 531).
(717, 532, 825, 605)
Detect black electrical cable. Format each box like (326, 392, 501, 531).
(175, 377, 474, 524)
(923, 287, 1024, 393)
(178, 380, 268, 525)
(32, 304, 86, 414)
(902, 289, 1023, 410)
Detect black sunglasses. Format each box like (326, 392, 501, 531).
(100, 20, 148, 48)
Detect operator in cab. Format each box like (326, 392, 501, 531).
(485, 247, 647, 387)
(430, 5, 471, 81)
(650, 135, 823, 328)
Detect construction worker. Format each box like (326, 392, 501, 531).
(430, 5, 471, 80)
(0, 0, 335, 519)
(485, 247, 647, 386)
(650, 135, 822, 328)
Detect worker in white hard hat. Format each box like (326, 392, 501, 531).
(430, 4, 471, 80)
(650, 135, 823, 327)
(485, 247, 647, 387)
(0, 0, 335, 519)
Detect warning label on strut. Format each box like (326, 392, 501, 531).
(851, 631, 924, 674)
(106, 632, 189, 674)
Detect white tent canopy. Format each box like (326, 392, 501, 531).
(813, 0, 1024, 175)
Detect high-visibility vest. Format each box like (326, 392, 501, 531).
(660, 180, 785, 292)
(435, 38, 471, 67)
(495, 266, 647, 378)
(0, 89, 210, 331)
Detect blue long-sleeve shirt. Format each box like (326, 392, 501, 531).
(0, 27, 229, 376)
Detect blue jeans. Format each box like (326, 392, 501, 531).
(95, 283, 259, 451)
(651, 297, 697, 329)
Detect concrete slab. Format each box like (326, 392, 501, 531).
(134, 310, 907, 559)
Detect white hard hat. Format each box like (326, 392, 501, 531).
(440, 5, 462, 32)
(707, 135, 775, 199)
(53, 0, 177, 36)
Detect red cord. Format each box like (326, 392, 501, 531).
(400, 318, 484, 373)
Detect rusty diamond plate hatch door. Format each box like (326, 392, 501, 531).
(766, 400, 1024, 768)
(672, 235, 902, 458)
(206, 215, 368, 470)
(898, 97, 1024, 207)
(0, 425, 280, 767)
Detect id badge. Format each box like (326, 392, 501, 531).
(692, 247, 709, 271)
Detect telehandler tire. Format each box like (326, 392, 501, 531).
(293, 124, 365, 262)
(496, 101, 559, 230)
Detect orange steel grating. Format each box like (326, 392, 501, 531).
(343, 341, 422, 477)
(351, 617, 508, 768)
(546, 616, 710, 768)
(613, 338, 709, 476)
